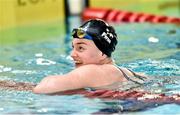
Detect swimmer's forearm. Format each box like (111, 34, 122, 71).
(33, 73, 88, 94)
(32, 76, 63, 94)
(33, 76, 67, 94)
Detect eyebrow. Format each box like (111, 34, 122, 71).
(72, 42, 88, 47)
(74, 41, 88, 45)
(77, 42, 88, 45)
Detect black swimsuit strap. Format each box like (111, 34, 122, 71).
(126, 68, 147, 81)
(118, 68, 144, 85)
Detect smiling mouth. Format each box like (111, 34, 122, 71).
(74, 60, 83, 67)
(74, 60, 81, 63)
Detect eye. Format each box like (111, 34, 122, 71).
(78, 46, 85, 52)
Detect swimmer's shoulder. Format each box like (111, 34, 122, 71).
(70, 64, 116, 80)
(74, 64, 114, 71)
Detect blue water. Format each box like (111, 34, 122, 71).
(0, 23, 180, 114)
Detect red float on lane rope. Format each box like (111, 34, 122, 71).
(82, 8, 180, 24)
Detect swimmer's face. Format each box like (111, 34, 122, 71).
(71, 38, 104, 68)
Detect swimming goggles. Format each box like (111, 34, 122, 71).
(71, 28, 93, 40)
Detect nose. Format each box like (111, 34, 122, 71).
(70, 49, 77, 58)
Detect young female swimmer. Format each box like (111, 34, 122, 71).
(33, 19, 147, 94)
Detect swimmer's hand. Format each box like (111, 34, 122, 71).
(0, 80, 36, 91)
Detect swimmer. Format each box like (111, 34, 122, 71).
(33, 19, 147, 94)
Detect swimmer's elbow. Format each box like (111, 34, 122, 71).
(33, 82, 47, 94)
(32, 85, 41, 94)
(32, 76, 54, 94)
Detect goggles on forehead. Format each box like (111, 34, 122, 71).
(71, 28, 93, 40)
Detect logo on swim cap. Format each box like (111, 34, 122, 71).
(101, 32, 111, 44)
(101, 28, 115, 44)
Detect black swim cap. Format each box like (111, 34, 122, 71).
(73, 19, 118, 57)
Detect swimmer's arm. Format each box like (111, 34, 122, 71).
(33, 65, 99, 94)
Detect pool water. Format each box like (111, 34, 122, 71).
(0, 23, 180, 114)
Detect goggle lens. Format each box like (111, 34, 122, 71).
(77, 29, 85, 38)
(72, 28, 93, 40)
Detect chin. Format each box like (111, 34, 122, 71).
(75, 64, 83, 68)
